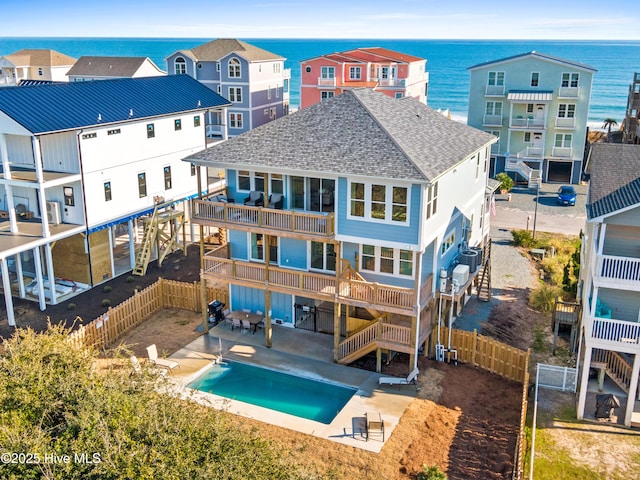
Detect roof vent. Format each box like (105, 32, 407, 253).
(97, 114, 102, 122)
(129, 109, 133, 118)
(197, 100, 201, 108)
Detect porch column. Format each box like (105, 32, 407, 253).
(15, 253, 25, 298)
(0, 134, 18, 231)
(44, 243, 57, 305)
(411, 250, 424, 371)
(264, 290, 272, 348)
(577, 345, 593, 420)
(624, 353, 640, 427)
(597, 223, 606, 255)
(1, 257, 15, 326)
(108, 226, 115, 279)
(128, 220, 136, 269)
(32, 137, 51, 239)
(33, 246, 46, 310)
(333, 241, 342, 361)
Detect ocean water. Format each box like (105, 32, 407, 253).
(1, 37, 639, 126)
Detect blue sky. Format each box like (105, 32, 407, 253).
(4, 0, 639, 39)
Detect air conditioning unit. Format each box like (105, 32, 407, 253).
(46, 201, 61, 225)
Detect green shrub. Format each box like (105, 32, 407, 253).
(125, 275, 135, 283)
(496, 172, 514, 192)
(66, 303, 76, 310)
(511, 229, 534, 248)
(529, 284, 561, 314)
(103, 285, 112, 293)
(417, 464, 448, 480)
(101, 299, 111, 307)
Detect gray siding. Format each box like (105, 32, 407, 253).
(605, 206, 640, 227)
(598, 288, 640, 323)
(602, 224, 640, 258)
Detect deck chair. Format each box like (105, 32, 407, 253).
(146, 344, 179, 372)
(242, 319, 252, 334)
(130, 355, 167, 377)
(365, 412, 385, 441)
(256, 310, 265, 330)
(222, 309, 232, 327)
(231, 317, 242, 331)
(267, 193, 284, 209)
(244, 191, 264, 206)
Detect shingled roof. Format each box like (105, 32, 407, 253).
(186, 89, 495, 182)
(586, 143, 640, 220)
(0, 75, 230, 135)
(67, 56, 164, 77)
(468, 51, 597, 72)
(2, 49, 76, 67)
(185, 39, 284, 62)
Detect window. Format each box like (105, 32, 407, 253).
(163, 166, 172, 190)
(251, 233, 277, 263)
(237, 171, 270, 192)
(555, 133, 572, 147)
(562, 72, 579, 87)
(276, 84, 279, 98)
(273, 63, 281, 74)
(381, 67, 389, 79)
(104, 181, 112, 202)
(395, 92, 404, 99)
(230, 113, 243, 129)
(197, 62, 202, 70)
(527, 104, 534, 113)
(321, 66, 335, 79)
(321, 91, 334, 101)
(475, 155, 480, 180)
(217, 85, 221, 94)
(238, 170, 251, 191)
(310, 242, 336, 272)
(254, 172, 265, 192)
(349, 66, 361, 80)
(270, 107, 276, 119)
(107, 128, 120, 135)
(229, 58, 241, 77)
(347, 182, 409, 223)
(138, 173, 147, 198)
(147, 124, 155, 138)
(271, 174, 283, 194)
(229, 87, 242, 103)
(524, 132, 532, 143)
(175, 57, 186, 75)
(531, 72, 539, 87)
(426, 182, 438, 220)
(305, 65, 311, 73)
(216, 62, 220, 72)
(360, 245, 414, 277)
(441, 231, 455, 255)
(63, 186, 74, 207)
(487, 71, 504, 86)
(194, 115, 201, 127)
(82, 132, 96, 139)
(485, 101, 502, 116)
(38, 67, 43, 76)
(190, 164, 197, 177)
(174, 119, 182, 131)
(558, 104, 576, 118)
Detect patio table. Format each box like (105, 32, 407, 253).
(227, 311, 263, 333)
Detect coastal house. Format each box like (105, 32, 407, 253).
(467, 51, 596, 186)
(0, 49, 77, 87)
(0, 75, 230, 326)
(67, 56, 166, 81)
(300, 47, 429, 109)
(185, 89, 496, 373)
(622, 72, 640, 144)
(576, 143, 640, 427)
(166, 39, 290, 138)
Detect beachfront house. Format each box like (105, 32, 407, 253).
(300, 47, 429, 109)
(166, 39, 290, 138)
(67, 56, 166, 81)
(623, 72, 640, 144)
(467, 51, 596, 186)
(0, 49, 77, 87)
(0, 75, 230, 326)
(576, 143, 640, 428)
(186, 88, 496, 372)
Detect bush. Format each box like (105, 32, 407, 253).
(66, 303, 76, 310)
(511, 229, 534, 248)
(530, 284, 562, 314)
(101, 299, 111, 307)
(103, 285, 112, 293)
(418, 464, 448, 480)
(125, 275, 135, 283)
(496, 172, 514, 192)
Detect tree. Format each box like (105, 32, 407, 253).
(0, 326, 316, 480)
(602, 118, 618, 142)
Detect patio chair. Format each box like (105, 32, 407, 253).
(242, 319, 252, 334)
(222, 309, 232, 327)
(267, 193, 284, 209)
(231, 317, 242, 331)
(130, 355, 167, 377)
(146, 344, 179, 372)
(244, 191, 264, 206)
(365, 412, 385, 441)
(256, 310, 265, 330)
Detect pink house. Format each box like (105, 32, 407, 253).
(300, 47, 429, 109)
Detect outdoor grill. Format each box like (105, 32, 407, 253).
(208, 300, 225, 325)
(595, 394, 620, 420)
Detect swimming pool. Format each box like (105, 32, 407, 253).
(188, 360, 356, 424)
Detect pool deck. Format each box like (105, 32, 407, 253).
(165, 323, 418, 453)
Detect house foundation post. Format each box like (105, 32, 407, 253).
(624, 353, 640, 427)
(577, 345, 593, 419)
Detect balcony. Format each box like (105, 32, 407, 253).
(586, 315, 640, 354)
(552, 146, 573, 158)
(510, 117, 545, 129)
(490, 142, 501, 155)
(558, 86, 579, 98)
(202, 250, 433, 315)
(485, 85, 505, 96)
(516, 146, 543, 159)
(283, 68, 291, 80)
(483, 114, 503, 127)
(317, 77, 336, 87)
(191, 198, 334, 241)
(555, 117, 576, 129)
(594, 254, 640, 291)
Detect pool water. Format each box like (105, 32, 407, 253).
(188, 360, 356, 424)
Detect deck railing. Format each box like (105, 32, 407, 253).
(588, 316, 640, 352)
(592, 349, 636, 393)
(558, 86, 579, 98)
(337, 319, 412, 360)
(595, 254, 640, 289)
(555, 117, 576, 129)
(191, 198, 334, 237)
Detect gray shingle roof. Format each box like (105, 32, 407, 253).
(186, 89, 496, 182)
(468, 51, 597, 72)
(2, 49, 77, 67)
(586, 143, 640, 219)
(186, 39, 284, 62)
(67, 56, 163, 77)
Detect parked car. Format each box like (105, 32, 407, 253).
(557, 185, 577, 206)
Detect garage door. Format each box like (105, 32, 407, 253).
(547, 161, 572, 183)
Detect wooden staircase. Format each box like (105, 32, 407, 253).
(132, 208, 160, 276)
(340, 260, 382, 319)
(593, 349, 640, 399)
(337, 318, 413, 365)
(476, 240, 492, 302)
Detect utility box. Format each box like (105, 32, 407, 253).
(452, 264, 470, 286)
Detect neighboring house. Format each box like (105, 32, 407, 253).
(0, 75, 230, 326)
(67, 56, 166, 81)
(623, 72, 640, 144)
(0, 49, 77, 86)
(300, 47, 429, 109)
(467, 51, 596, 186)
(577, 143, 640, 427)
(185, 89, 496, 373)
(166, 39, 290, 138)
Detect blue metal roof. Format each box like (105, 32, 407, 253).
(0, 75, 231, 135)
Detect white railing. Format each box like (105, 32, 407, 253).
(483, 114, 503, 126)
(595, 254, 640, 289)
(552, 146, 572, 157)
(558, 86, 579, 98)
(283, 68, 291, 80)
(506, 158, 533, 179)
(516, 147, 543, 159)
(589, 317, 640, 351)
(555, 117, 576, 129)
(537, 364, 577, 391)
(317, 77, 336, 87)
(485, 85, 505, 96)
(510, 117, 545, 129)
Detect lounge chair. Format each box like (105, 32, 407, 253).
(146, 344, 179, 372)
(378, 367, 419, 386)
(267, 193, 284, 209)
(365, 412, 385, 441)
(130, 355, 167, 377)
(244, 191, 264, 206)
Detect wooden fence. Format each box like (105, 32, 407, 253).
(431, 327, 530, 383)
(67, 278, 228, 350)
(512, 370, 530, 480)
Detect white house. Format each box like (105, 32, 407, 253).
(0, 75, 230, 326)
(67, 56, 166, 81)
(0, 49, 77, 86)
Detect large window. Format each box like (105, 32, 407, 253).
(321, 91, 334, 101)
(487, 71, 504, 86)
(237, 171, 270, 192)
(558, 104, 576, 118)
(349, 66, 361, 80)
(562, 72, 579, 87)
(138, 173, 147, 198)
(175, 57, 186, 75)
(230, 113, 243, 129)
(228, 58, 241, 77)
(310, 242, 336, 272)
(229, 87, 242, 103)
(348, 182, 408, 223)
(555, 133, 572, 147)
(360, 245, 414, 277)
(485, 101, 502, 116)
(426, 182, 438, 220)
(251, 233, 277, 263)
(321, 66, 335, 79)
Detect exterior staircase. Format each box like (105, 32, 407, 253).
(132, 207, 159, 276)
(340, 261, 382, 319)
(337, 318, 413, 365)
(476, 240, 492, 302)
(593, 349, 640, 400)
(505, 158, 541, 189)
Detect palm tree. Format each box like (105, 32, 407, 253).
(602, 118, 618, 142)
